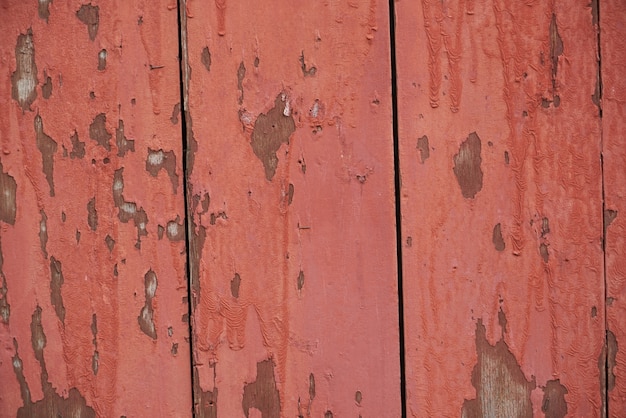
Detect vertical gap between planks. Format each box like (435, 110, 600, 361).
(388, 0, 408, 416)
(175, 0, 196, 415)
(595, 0, 607, 416)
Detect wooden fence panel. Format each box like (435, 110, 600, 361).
(181, 1, 401, 416)
(0, 2, 191, 417)
(395, 1, 604, 416)
(601, 0, 626, 415)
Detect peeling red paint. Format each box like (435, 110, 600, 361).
(397, 1, 604, 416)
(12, 307, 95, 417)
(183, 1, 400, 416)
(462, 314, 535, 417)
(1, 0, 618, 416)
(242, 359, 281, 418)
(541, 379, 568, 418)
(250, 94, 296, 181)
(0, 2, 191, 416)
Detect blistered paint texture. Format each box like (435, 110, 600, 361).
(0, 2, 190, 416)
(182, 0, 401, 416)
(396, 1, 604, 416)
(601, 0, 626, 415)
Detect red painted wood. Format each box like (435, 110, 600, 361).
(395, 1, 604, 416)
(601, 0, 626, 415)
(181, 1, 401, 416)
(0, 2, 191, 417)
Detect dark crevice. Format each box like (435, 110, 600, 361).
(388, 0, 407, 416)
(595, 0, 607, 416)
(175, 0, 196, 416)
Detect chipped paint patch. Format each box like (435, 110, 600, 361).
(541, 379, 568, 418)
(171, 103, 181, 124)
(42, 71, 52, 99)
(297, 270, 305, 291)
(105, 235, 115, 252)
(0, 237, 10, 323)
(90, 113, 112, 151)
(138, 269, 158, 339)
(461, 312, 535, 417)
(38, 0, 53, 22)
(549, 14, 563, 87)
(607, 330, 617, 391)
(91, 313, 99, 375)
(0, 161, 17, 225)
(116, 120, 135, 157)
(39, 210, 48, 258)
(87, 197, 98, 231)
(201, 47, 211, 72)
(69, 131, 85, 159)
(146, 148, 179, 193)
(242, 359, 280, 418)
(299, 51, 317, 77)
(237, 61, 246, 105)
(194, 367, 217, 417)
(417, 135, 430, 163)
(453, 132, 483, 199)
(76, 4, 99, 41)
(49, 257, 66, 324)
(11, 30, 38, 111)
(166, 216, 185, 241)
(98, 49, 107, 70)
(492, 223, 505, 252)
(188, 191, 207, 300)
(250, 94, 296, 181)
(231, 273, 241, 298)
(34, 114, 57, 196)
(309, 373, 316, 400)
(112, 168, 149, 246)
(288, 183, 294, 205)
(13, 308, 95, 417)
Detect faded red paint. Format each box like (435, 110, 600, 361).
(182, 0, 401, 416)
(0, 2, 190, 417)
(601, 0, 626, 415)
(396, 1, 604, 416)
(2, 1, 622, 416)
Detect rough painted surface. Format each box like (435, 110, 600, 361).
(0, 2, 190, 417)
(396, 1, 604, 416)
(601, 0, 626, 415)
(182, 0, 401, 416)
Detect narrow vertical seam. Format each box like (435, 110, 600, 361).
(595, 0, 608, 416)
(388, 0, 407, 416)
(175, 0, 196, 416)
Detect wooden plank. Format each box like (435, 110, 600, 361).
(181, 1, 401, 416)
(600, 0, 626, 415)
(395, 1, 604, 416)
(0, 2, 191, 417)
